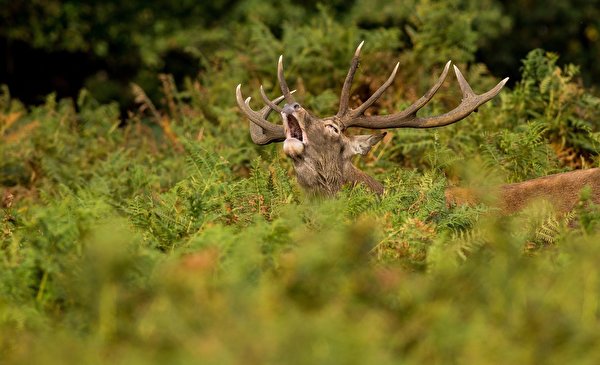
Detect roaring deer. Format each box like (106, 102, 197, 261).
(236, 42, 600, 213)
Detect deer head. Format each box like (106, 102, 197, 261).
(236, 42, 508, 196)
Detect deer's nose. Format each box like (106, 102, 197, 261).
(282, 104, 295, 115)
(282, 103, 301, 115)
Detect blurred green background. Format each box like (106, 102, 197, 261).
(2, 0, 599, 107)
(2, 1, 600, 364)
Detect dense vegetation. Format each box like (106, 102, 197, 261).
(2, 2, 600, 364)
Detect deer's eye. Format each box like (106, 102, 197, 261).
(293, 103, 300, 110)
(326, 124, 339, 134)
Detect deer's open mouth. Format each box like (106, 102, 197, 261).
(286, 114, 303, 142)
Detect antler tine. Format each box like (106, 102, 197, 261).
(385, 60, 451, 120)
(342, 60, 450, 129)
(343, 62, 508, 130)
(343, 61, 451, 129)
(453, 65, 475, 99)
(260, 85, 283, 113)
(260, 89, 296, 119)
(348, 61, 400, 119)
(278, 55, 296, 104)
(236, 84, 286, 145)
(414, 72, 509, 128)
(252, 90, 297, 145)
(337, 40, 364, 117)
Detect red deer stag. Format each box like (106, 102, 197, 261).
(236, 42, 600, 213)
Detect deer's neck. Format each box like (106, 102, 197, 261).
(347, 166, 384, 194)
(292, 154, 383, 196)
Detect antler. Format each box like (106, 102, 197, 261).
(277, 55, 296, 104)
(236, 55, 298, 145)
(236, 84, 295, 145)
(338, 42, 508, 130)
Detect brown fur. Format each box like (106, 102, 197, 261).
(280, 104, 386, 196)
(446, 168, 600, 214)
(499, 168, 600, 213)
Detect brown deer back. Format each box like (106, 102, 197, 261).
(446, 168, 600, 214)
(500, 168, 600, 214)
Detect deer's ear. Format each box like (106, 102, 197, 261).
(348, 132, 386, 156)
